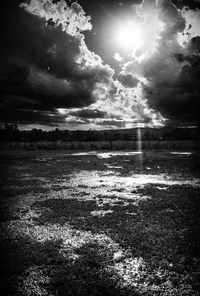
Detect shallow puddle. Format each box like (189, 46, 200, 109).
(69, 151, 143, 158)
(170, 152, 192, 156)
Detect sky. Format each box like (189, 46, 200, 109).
(0, 0, 200, 130)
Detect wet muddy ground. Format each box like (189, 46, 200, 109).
(0, 150, 200, 295)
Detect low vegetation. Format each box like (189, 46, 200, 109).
(0, 150, 200, 295)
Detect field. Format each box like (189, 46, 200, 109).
(0, 150, 200, 296)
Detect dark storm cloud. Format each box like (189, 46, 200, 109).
(188, 36, 200, 54)
(143, 39, 200, 124)
(0, 108, 66, 126)
(117, 73, 139, 88)
(69, 109, 107, 119)
(0, 61, 93, 110)
(0, 0, 113, 125)
(95, 119, 126, 128)
(172, 0, 200, 10)
(130, 0, 200, 126)
(143, 63, 200, 123)
(1, 2, 78, 76)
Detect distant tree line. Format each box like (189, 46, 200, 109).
(0, 122, 199, 151)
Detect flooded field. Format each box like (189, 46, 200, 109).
(0, 150, 200, 296)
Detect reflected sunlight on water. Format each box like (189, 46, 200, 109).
(69, 151, 143, 158)
(170, 152, 192, 156)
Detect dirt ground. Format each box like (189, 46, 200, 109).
(0, 150, 200, 296)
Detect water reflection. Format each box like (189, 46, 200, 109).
(170, 152, 192, 156)
(97, 151, 143, 159)
(67, 151, 194, 158)
(69, 151, 143, 158)
(105, 164, 123, 169)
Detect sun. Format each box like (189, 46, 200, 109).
(116, 22, 144, 50)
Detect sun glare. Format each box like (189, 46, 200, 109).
(116, 22, 144, 50)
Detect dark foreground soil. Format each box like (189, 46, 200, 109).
(0, 150, 200, 296)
